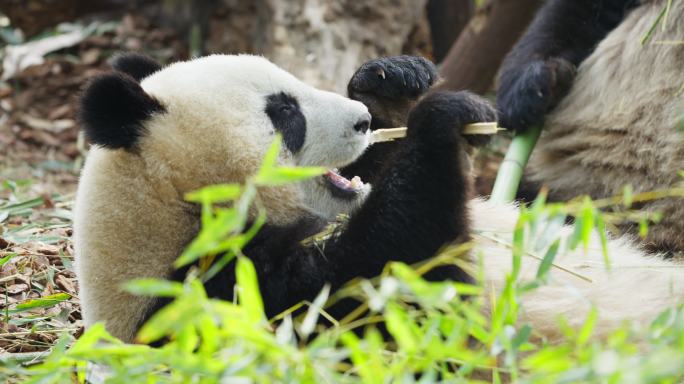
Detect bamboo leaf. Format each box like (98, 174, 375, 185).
(536, 239, 560, 281)
(185, 184, 241, 203)
(299, 284, 330, 338)
(256, 135, 283, 177)
(9, 293, 71, 314)
(0, 252, 15, 267)
(577, 307, 597, 347)
(122, 279, 185, 298)
(254, 166, 326, 186)
(385, 302, 417, 354)
(236, 256, 265, 323)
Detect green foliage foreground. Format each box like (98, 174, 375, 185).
(4, 137, 684, 383)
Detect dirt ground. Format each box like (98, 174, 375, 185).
(0, 13, 189, 355)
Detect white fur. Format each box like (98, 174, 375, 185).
(474, 199, 684, 342)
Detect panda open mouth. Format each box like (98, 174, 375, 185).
(324, 168, 365, 197)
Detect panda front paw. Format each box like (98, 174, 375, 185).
(497, 58, 576, 132)
(348, 56, 438, 101)
(407, 91, 497, 146)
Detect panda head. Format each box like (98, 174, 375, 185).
(79, 53, 372, 220)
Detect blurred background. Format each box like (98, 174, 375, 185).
(0, 0, 543, 194)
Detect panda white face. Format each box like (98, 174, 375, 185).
(80, 54, 373, 221)
(261, 86, 373, 217)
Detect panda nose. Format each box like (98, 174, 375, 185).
(353, 116, 371, 134)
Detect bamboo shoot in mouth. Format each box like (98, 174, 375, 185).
(370, 122, 504, 144)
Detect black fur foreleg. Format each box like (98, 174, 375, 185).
(496, 0, 638, 132)
(326, 91, 497, 286)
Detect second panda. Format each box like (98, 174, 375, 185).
(497, 0, 684, 254)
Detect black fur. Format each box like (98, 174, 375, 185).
(342, 56, 439, 185)
(158, 90, 494, 324)
(343, 56, 490, 185)
(348, 55, 438, 104)
(265, 92, 307, 153)
(340, 142, 397, 186)
(497, 0, 640, 132)
(78, 73, 165, 149)
(110, 53, 162, 82)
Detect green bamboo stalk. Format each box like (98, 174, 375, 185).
(490, 125, 543, 203)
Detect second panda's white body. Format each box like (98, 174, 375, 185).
(473, 199, 684, 342)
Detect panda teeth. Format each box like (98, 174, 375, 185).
(324, 169, 364, 192)
(349, 176, 363, 190)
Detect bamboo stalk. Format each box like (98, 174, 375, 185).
(372, 122, 537, 203)
(489, 125, 543, 203)
(370, 122, 503, 144)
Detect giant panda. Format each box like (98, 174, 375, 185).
(74, 53, 684, 345)
(497, 0, 684, 255)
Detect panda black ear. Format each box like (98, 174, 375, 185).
(110, 53, 162, 82)
(78, 72, 166, 150)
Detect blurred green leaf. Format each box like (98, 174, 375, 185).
(137, 296, 200, 344)
(257, 135, 283, 176)
(595, 214, 611, 268)
(236, 256, 265, 323)
(185, 184, 241, 203)
(122, 279, 185, 298)
(639, 218, 649, 237)
(175, 208, 243, 268)
(536, 239, 559, 281)
(254, 166, 326, 186)
(0, 196, 44, 217)
(0, 252, 15, 266)
(580, 198, 595, 251)
(254, 135, 325, 186)
(385, 302, 418, 354)
(512, 324, 532, 351)
(9, 293, 71, 314)
(577, 308, 598, 347)
(623, 185, 634, 207)
(299, 284, 330, 337)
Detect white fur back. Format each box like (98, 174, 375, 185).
(472, 199, 684, 342)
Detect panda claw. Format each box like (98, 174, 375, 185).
(377, 68, 386, 80)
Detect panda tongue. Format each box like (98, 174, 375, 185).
(325, 169, 352, 190)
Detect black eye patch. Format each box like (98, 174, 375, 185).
(265, 92, 306, 153)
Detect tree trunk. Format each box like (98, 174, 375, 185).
(427, 0, 474, 63)
(436, 0, 543, 94)
(205, 0, 430, 93)
(0, 0, 148, 37)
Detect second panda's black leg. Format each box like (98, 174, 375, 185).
(497, 0, 638, 132)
